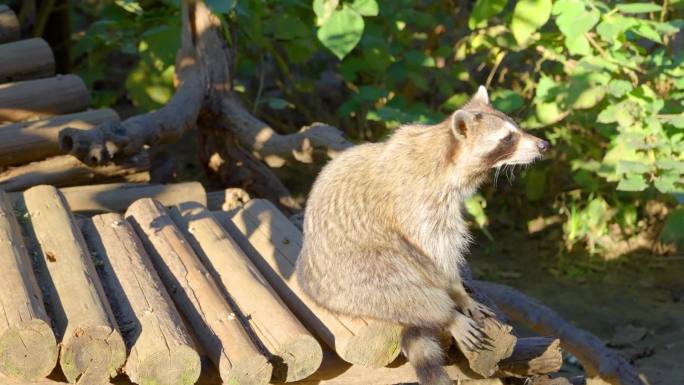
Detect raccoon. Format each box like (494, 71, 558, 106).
(296, 86, 549, 384)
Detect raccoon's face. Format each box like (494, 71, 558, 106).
(450, 86, 549, 173)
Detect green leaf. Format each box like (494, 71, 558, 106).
(654, 172, 681, 193)
(317, 5, 364, 59)
(469, 0, 509, 29)
(634, 22, 663, 43)
(607, 79, 633, 97)
(564, 34, 591, 55)
(404, 50, 436, 67)
(442, 94, 470, 110)
(617, 174, 648, 191)
(205, 0, 237, 14)
(616, 3, 662, 13)
(555, 1, 600, 38)
(349, 0, 379, 16)
(617, 160, 652, 174)
(492, 90, 524, 112)
(596, 16, 638, 42)
(660, 208, 684, 248)
(263, 97, 293, 110)
(271, 13, 309, 40)
(657, 159, 684, 171)
(313, 0, 339, 25)
(115, 0, 143, 14)
(510, 0, 552, 45)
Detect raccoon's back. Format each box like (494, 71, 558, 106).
(297, 143, 393, 294)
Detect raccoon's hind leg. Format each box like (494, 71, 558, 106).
(402, 327, 452, 385)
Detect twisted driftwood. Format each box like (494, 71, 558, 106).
(474, 281, 646, 385)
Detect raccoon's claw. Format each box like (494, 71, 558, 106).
(450, 311, 493, 351)
(461, 301, 495, 324)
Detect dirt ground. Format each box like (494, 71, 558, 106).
(469, 225, 684, 385)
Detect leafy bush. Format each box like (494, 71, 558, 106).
(74, 0, 684, 257)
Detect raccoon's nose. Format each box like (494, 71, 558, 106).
(537, 140, 550, 153)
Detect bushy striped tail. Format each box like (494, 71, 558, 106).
(402, 326, 452, 385)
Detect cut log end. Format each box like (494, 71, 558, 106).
(220, 355, 272, 385)
(59, 325, 126, 385)
(271, 334, 323, 383)
(132, 346, 201, 385)
(0, 320, 58, 380)
(338, 322, 403, 368)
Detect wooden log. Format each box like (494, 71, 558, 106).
(20, 185, 125, 385)
(125, 198, 272, 385)
(0, 154, 150, 192)
(0, 109, 119, 167)
(0, 38, 55, 83)
(171, 202, 322, 382)
(0, 191, 58, 380)
(59, 182, 206, 213)
(81, 213, 202, 385)
(0, 5, 19, 44)
(497, 337, 562, 377)
(0, 75, 89, 122)
(293, 336, 563, 385)
(212, 199, 403, 368)
(474, 281, 646, 385)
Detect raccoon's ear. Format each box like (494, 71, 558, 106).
(451, 110, 473, 139)
(472, 85, 490, 105)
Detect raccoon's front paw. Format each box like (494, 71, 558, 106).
(454, 297, 495, 324)
(449, 311, 492, 351)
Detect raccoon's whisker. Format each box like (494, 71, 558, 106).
(493, 166, 502, 188)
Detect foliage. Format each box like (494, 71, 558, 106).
(73, 0, 684, 257)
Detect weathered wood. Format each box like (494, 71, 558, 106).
(207, 187, 250, 211)
(171, 202, 322, 382)
(0, 154, 150, 192)
(474, 281, 646, 385)
(497, 337, 562, 377)
(219, 96, 351, 168)
(0, 38, 54, 82)
(81, 213, 201, 385)
(20, 185, 125, 385)
(59, 182, 206, 213)
(0, 191, 57, 380)
(0, 109, 118, 167)
(0, 75, 89, 122)
(57, 1, 205, 166)
(452, 316, 517, 377)
(212, 199, 403, 368)
(0, 5, 19, 44)
(126, 198, 272, 385)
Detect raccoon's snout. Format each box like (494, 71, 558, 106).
(536, 140, 550, 153)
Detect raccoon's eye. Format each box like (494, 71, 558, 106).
(501, 132, 515, 144)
